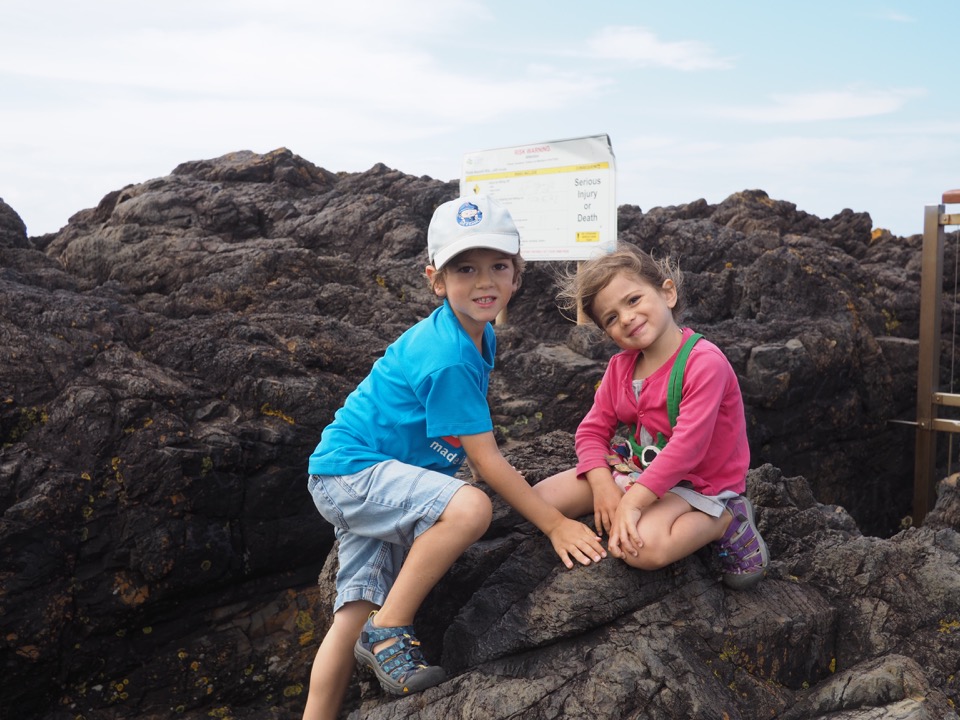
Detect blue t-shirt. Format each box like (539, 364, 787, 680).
(308, 300, 495, 477)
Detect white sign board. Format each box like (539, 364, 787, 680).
(460, 134, 616, 261)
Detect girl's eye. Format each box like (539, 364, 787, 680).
(628, 295, 641, 305)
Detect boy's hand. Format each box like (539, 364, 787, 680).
(548, 518, 607, 569)
(459, 432, 605, 569)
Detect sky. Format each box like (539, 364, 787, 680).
(2, 0, 958, 239)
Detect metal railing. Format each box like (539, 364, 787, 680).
(913, 189, 960, 523)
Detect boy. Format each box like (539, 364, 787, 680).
(302, 195, 607, 720)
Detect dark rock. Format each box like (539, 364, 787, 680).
(0, 198, 29, 249)
(1, 148, 959, 719)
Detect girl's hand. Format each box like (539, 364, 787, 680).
(608, 492, 647, 559)
(608, 506, 642, 558)
(548, 518, 607, 569)
(590, 478, 623, 537)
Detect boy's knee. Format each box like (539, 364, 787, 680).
(444, 485, 492, 536)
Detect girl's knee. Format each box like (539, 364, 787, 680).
(533, 469, 589, 514)
(621, 542, 672, 571)
(532, 480, 548, 501)
(622, 553, 666, 571)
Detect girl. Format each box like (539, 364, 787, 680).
(534, 243, 768, 589)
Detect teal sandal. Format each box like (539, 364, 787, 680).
(354, 612, 446, 695)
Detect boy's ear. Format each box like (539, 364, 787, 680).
(662, 279, 678, 308)
(426, 265, 446, 297)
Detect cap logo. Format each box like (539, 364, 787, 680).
(456, 201, 482, 227)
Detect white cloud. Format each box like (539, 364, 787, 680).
(2, 0, 956, 240)
(878, 9, 916, 22)
(0, 1, 605, 133)
(0, 0, 485, 95)
(716, 89, 923, 122)
(613, 126, 956, 236)
(584, 25, 733, 70)
(621, 131, 939, 177)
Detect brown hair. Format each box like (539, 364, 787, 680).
(556, 243, 684, 328)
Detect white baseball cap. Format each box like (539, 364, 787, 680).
(427, 195, 520, 270)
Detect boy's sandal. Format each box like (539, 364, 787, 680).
(354, 612, 446, 695)
(716, 495, 769, 590)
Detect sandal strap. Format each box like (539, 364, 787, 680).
(721, 526, 762, 554)
(361, 622, 417, 646)
(374, 634, 429, 682)
(719, 546, 766, 571)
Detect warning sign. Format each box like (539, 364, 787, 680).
(461, 134, 617, 261)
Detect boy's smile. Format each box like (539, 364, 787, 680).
(427, 248, 519, 345)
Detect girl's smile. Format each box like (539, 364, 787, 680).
(592, 270, 680, 363)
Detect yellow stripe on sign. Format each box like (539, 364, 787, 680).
(464, 162, 610, 182)
(576, 232, 600, 242)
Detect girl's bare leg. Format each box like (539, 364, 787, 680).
(620, 493, 731, 570)
(533, 468, 593, 517)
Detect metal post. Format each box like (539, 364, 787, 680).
(913, 203, 946, 524)
(576, 261, 588, 325)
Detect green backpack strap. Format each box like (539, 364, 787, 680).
(666, 332, 703, 427)
(628, 332, 703, 456)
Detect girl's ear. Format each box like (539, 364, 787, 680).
(661, 278, 678, 308)
(426, 265, 446, 297)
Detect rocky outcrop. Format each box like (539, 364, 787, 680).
(1, 149, 958, 719)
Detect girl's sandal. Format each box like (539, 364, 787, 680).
(716, 496, 769, 590)
(353, 611, 446, 695)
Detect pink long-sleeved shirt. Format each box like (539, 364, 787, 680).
(575, 328, 749, 498)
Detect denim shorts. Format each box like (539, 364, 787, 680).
(308, 460, 466, 612)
